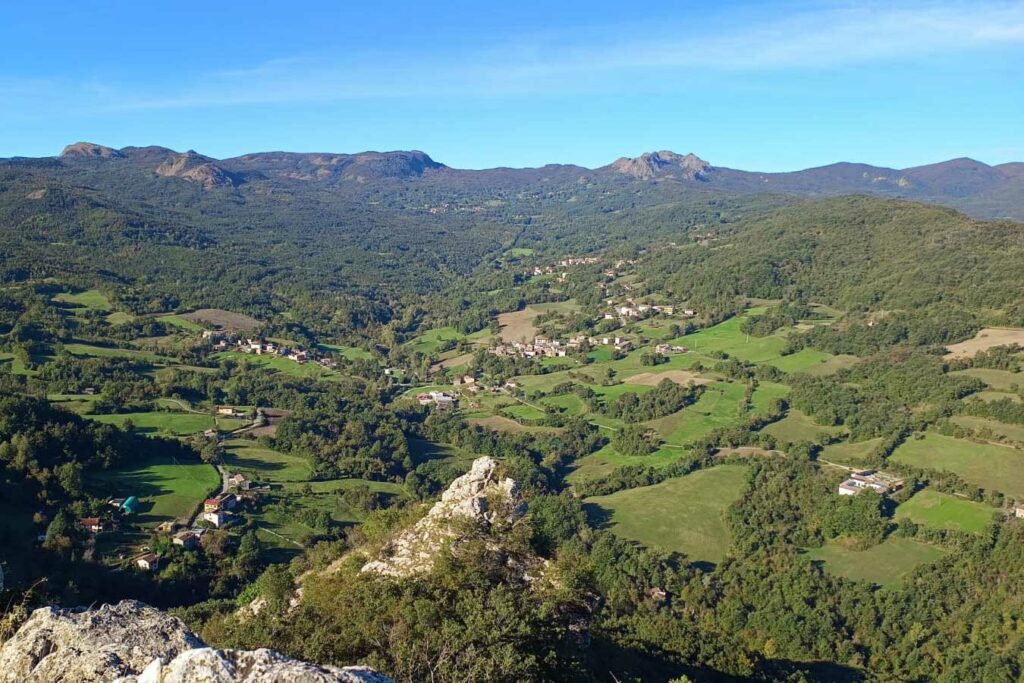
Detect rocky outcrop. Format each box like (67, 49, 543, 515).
(606, 150, 711, 180)
(362, 456, 527, 577)
(156, 152, 236, 189)
(60, 142, 124, 159)
(0, 601, 391, 683)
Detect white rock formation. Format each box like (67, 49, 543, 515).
(0, 600, 391, 683)
(361, 456, 526, 577)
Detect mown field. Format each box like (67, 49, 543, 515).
(584, 465, 749, 564)
(805, 537, 947, 586)
(894, 489, 997, 534)
(890, 432, 1024, 497)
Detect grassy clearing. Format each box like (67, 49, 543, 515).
(768, 349, 836, 374)
(764, 410, 844, 444)
(468, 415, 562, 434)
(820, 438, 883, 465)
(222, 439, 312, 482)
(86, 411, 214, 436)
(951, 416, 1024, 442)
(668, 315, 788, 363)
(318, 343, 373, 361)
(805, 537, 946, 586)
(646, 381, 747, 444)
(585, 465, 749, 563)
(895, 489, 997, 534)
(159, 314, 205, 332)
(974, 390, 1022, 403)
(750, 381, 790, 415)
(952, 368, 1024, 392)
(891, 432, 1024, 497)
(89, 454, 219, 527)
(53, 289, 111, 311)
(804, 354, 860, 377)
(503, 403, 548, 422)
(63, 342, 172, 364)
(106, 311, 135, 325)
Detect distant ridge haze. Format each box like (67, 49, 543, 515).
(28, 141, 1024, 221)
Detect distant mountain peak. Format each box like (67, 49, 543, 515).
(156, 151, 235, 189)
(59, 142, 124, 159)
(605, 151, 711, 180)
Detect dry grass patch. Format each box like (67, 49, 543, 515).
(497, 308, 541, 342)
(944, 328, 1024, 360)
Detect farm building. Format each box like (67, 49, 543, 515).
(136, 554, 160, 571)
(79, 517, 103, 533)
(203, 510, 230, 528)
(838, 470, 904, 497)
(228, 473, 250, 490)
(172, 531, 200, 550)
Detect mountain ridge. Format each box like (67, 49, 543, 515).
(8, 141, 1024, 220)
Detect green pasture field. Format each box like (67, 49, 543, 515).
(668, 315, 789, 363)
(820, 438, 883, 465)
(805, 537, 946, 587)
(764, 410, 845, 444)
(159, 315, 206, 332)
(891, 432, 1024, 497)
(53, 289, 112, 311)
(951, 416, 1024, 442)
(318, 343, 374, 361)
(86, 411, 214, 436)
(222, 439, 312, 483)
(585, 465, 749, 563)
(894, 489, 997, 534)
(89, 454, 219, 527)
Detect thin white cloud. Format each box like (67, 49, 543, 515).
(8, 0, 1023, 112)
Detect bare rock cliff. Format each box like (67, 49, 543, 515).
(0, 600, 391, 683)
(361, 456, 527, 577)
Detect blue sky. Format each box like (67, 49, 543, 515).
(1, 0, 1022, 170)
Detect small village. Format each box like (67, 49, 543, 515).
(202, 331, 338, 369)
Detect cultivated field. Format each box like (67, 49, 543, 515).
(805, 537, 946, 586)
(891, 432, 1024, 497)
(950, 415, 1024, 443)
(585, 465, 749, 563)
(894, 489, 997, 534)
(52, 289, 111, 312)
(222, 439, 312, 482)
(944, 327, 1024, 360)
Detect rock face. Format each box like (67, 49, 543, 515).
(362, 456, 526, 577)
(156, 152, 236, 188)
(60, 142, 125, 159)
(0, 600, 391, 683)
(606, 150, 711, 180)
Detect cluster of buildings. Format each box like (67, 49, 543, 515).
(490, 334, 639, 360)
(655, 343, 690, 354)
(416, 391, 459, 411)
(837, 470, 904, 497)
(531, 256, 601, 283)
(604, 299, 697, 322)
(202, 331, 337, 368)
